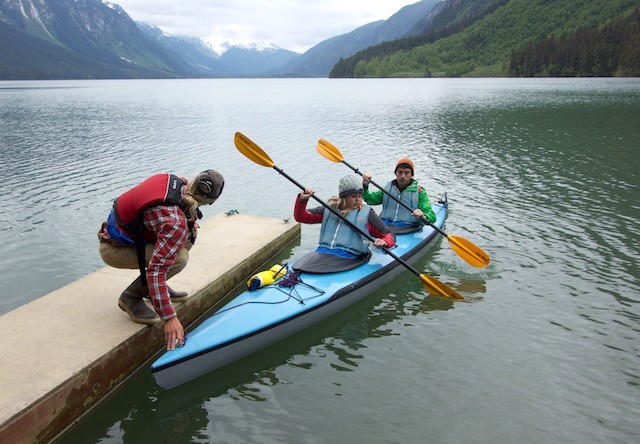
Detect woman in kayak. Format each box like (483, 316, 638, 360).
(98, 170, 224, 350)
(293, 174, 395, 273)
(362, 157, 436, 234)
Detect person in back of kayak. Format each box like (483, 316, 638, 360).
(293, 174, 395, 273)
(98, 170, 224, 350)
(362, 157, 436, 234)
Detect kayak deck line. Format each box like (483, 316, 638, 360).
(151, 200, 448, 389)
(0, 213, 300, 444)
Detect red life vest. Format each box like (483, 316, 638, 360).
(109, 174, 187, 244)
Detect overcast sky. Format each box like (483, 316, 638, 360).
(112, 0, 423, 53)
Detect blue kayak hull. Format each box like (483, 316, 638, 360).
(151, 200, 447, 389)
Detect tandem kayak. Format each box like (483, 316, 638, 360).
(151, 197, 448, 389)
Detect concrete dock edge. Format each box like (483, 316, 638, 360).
(0, 213, 300, 444)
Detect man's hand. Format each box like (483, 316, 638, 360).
(164, 316, 185, 350)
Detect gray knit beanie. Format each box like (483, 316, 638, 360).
(338, 174, 363, 198)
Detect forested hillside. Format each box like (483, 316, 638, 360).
(331, 0, 640, 78)
(509, 7, 640, 76)
(330, 0, 508, 77)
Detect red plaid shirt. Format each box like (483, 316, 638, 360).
(140, 205, 188, 320)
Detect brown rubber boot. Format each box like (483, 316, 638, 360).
(167, 286, 190, 303)
(118, 277, 161, 325)
(143, 286, 190, 303)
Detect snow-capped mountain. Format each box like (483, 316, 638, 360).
(136, 23, 236, 76)
(136, 30, 300, 76)
(0, 0, 441, 79)
(0, 0, 184, 78)
(204, 39, 281, 56)
(212, 41, 300, 76)
(0, 0, 299, 78)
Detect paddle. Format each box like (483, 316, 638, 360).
(234, 132, 463, 300)
(317, 138, 491, 268)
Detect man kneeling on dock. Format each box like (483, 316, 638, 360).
(98, 170, 224, 350)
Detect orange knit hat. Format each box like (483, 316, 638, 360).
(395, 157, 414, 175)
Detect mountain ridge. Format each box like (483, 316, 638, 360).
(333, 0, 640, 77)
(4, 0, 633, 80)
(0, 0, 440, 79)
(272, 0, 442, 77)
(0, 0, 183, 78)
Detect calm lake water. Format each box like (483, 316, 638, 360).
(1, 78, 639, 443)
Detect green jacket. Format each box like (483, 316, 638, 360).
(363, 179, 436, 224)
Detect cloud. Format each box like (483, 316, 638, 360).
(113, 0, 421, 53)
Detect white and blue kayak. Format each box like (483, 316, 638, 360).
(151, 198, 448, 389)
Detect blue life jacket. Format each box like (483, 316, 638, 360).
(380, 181, 420, 225)
(318, 205, 372, 256)
(106, 211, 136, 246)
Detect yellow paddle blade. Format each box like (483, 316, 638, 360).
(447, 235, 491, 268)
(316, 139, 344, 163)
(234, 132, 275, 168)
(419, 274, 465, 300)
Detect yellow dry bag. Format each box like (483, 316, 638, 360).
(247, 264, 287, 291)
